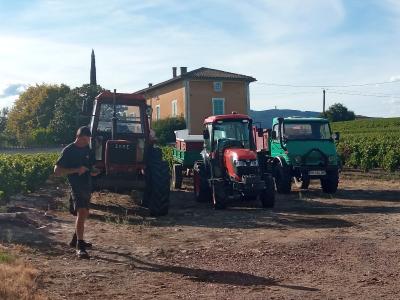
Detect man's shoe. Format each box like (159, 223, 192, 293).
(76, 248, 90, 259)
(69, 239, 92, 249)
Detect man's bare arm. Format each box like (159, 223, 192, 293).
(54, 165, 88, 177)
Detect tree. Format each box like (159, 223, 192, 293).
(324, 103, 355, 122)
(7, 84, 70, 145)
(152, 116, 186, 145)
(49, 84, 104, 144)
(0, 107, 8, 133)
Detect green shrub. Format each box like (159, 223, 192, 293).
(152, 117, 186, 145)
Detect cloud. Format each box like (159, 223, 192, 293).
(0, 83, 27, 98)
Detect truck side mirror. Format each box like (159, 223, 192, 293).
(203, 129, 210, 140)
(271, 131, 277, 139)
(332, 132, 340, 141)
(257, 128, 263, 137)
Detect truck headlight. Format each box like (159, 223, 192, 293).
(234, 160, 247, 167)
(250, 160, 259, 167)
(328, 155, 336, 163)
(294, 156, 302, 163)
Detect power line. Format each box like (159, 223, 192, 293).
(255, 79, 400, 88)
(328, 90, 400, 98)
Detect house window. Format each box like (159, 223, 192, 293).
(212, 98, 225, 115)
(213, 81, 222, 92)
(156, 105, 160, 120)
(172, 100, 177, 117)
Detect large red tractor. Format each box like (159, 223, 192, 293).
(82, 90, 170, 216)
(193, 113, 275, 209)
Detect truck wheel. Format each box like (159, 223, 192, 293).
(144, 148, 170, 216)
(294, 176, 310, 189)
(193, 162, 211, 202)
(321, 170, 339, 194)
(212, 182, 226, 210)
(172, 164, 183, 189)
(261, 174, 275, 208)
(275, 166, 292, 194)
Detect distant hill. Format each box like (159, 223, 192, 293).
(250, 109, 320, 128)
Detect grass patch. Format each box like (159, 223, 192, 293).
(0, 251, 15, 264)
(0, 248, 45, 300)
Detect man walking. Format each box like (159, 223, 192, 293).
(54, 126, 99, 259)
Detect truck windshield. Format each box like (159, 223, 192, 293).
(97, 103, 143, 134)
(213, 120, 251, 148)
(284, 122, 331, 140)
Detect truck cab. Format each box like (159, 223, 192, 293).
(269, 116, 340, 193)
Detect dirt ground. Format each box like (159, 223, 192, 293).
(1, 171, 400, 300)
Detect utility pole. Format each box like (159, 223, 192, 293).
(323, 89, 326, 117)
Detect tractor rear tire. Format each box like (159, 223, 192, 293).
(172, 164, 183, 189)
(144, 148, 170, 216)
(261, 174, 275, 208)
(321, 170, 339, 194)
(275, 166, 292, 194)
(193, 162, 211, 202)
(212, 182, 226, 210)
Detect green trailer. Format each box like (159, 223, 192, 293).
(171, 130, 203, 189)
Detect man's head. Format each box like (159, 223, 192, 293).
(75, 126, 91, 146)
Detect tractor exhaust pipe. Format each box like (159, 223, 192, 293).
(112, 89, 117, 140)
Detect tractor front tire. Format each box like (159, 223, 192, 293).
(321, 170, 339, 194)
(275, 166, 292, 194)
(172, 164, 183, 189)
(144, 148, 170, 216)
(261, 174, 275, 208)
(193, 162, 211, 202)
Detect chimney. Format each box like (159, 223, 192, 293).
(148, 83, 153, 87)
(172, 67, 177, 78)
(180, 67, 187, 75)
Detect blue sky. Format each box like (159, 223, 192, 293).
(0, 0, 400, 117)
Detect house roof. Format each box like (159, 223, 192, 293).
(135, 67, 256, 93)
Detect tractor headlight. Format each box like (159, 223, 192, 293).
(234, 160, 247, 167)
(250, 160, 259, 167)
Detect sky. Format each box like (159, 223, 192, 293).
(1, 0, 400, 117)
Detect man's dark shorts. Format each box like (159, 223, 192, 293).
(69, 190, 91, 216)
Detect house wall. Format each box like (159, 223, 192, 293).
(144, 80, 186, 121)
(189, 80, 248, 134)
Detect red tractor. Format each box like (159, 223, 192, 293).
(82, 90, 170, 216)
(192, 113, 275, 209)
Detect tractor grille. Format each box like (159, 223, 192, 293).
(108, 143, 136, 164)
(237, 166, 259, 177)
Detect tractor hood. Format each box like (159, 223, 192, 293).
(224, 148, 258, 181)
(224, 148, 257, 162)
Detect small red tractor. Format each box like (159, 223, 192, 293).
(82, 90, 170, 216)
(191, 113, 275, 209)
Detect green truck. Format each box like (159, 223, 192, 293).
(256, 116, 340, 194)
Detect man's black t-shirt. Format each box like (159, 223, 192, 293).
(56, 143, 93, 193)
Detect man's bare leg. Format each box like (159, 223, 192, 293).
(76, 208, 89, 258)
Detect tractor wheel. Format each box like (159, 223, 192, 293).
(172, 164, 183, 189)
(275, 166, 292, 194)
(193, 162, 211, 202)
(261, 174, 275, 208)
(321, 170, 339, 194)
(294, 176, 310, 189)
(212, 182, 226, 210)
(144, 148, 170, 216)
